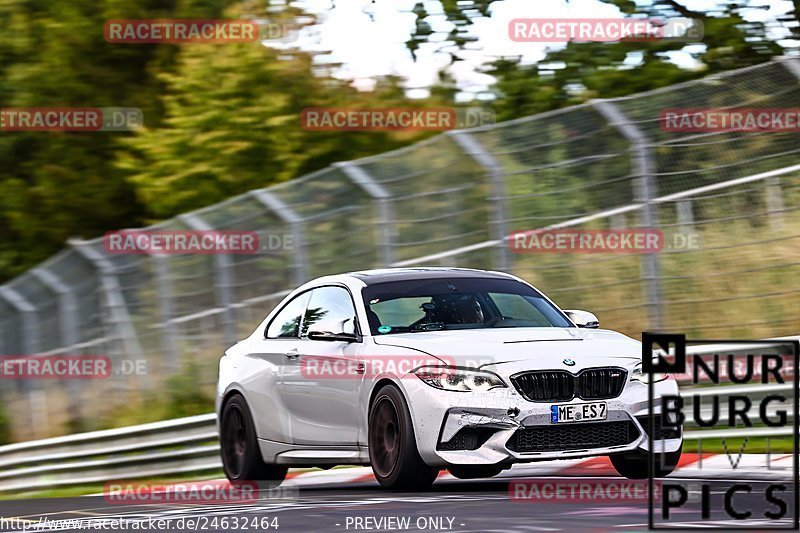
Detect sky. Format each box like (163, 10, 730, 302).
(269, 0, 797, 99)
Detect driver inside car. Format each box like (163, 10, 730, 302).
(450, 295, 485, 324)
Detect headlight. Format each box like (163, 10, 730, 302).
(413, 366, 507, 392)
(631, 362, 668, 383)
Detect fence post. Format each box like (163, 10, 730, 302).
(778, 55, 800, 80)
(448, 130, 511, 272)
(594, 100, 663, 329)
(69, 239, 145, 362)
(336, 162, 395, 266)
(765, 177, 785, 231)
(0, 286, 47, 438)
(0, 302, 13, 434)
(249, 190, 309, 285)
(777, 56, 800, 232)
(178, 214, 238, 348)
(676, 200, 694, 230)
(31, 267, 84, 428)
(0, 287, 40, 358)
(151, 254, 180, 372)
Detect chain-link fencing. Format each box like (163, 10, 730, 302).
(1, 57, 799, 439)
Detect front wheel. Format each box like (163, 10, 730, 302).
(220, 394, 288, 486)
(368, 385, 438, 490)
(610, 443, 682, 479)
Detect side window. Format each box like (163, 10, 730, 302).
(266, 292, 310, 338)
(301, 286, 357, 337)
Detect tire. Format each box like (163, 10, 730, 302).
(448, 465, 504, 480)
(610, 443, 682, 480)
(368, 385, 439, 490)
(220, 394, 288, 487)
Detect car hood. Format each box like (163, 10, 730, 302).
(372, 327, 642, 373)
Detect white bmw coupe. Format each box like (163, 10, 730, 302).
(217, 268, 682, 489)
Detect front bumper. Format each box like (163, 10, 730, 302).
(401, 376, 682, 467)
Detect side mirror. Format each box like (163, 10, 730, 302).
(564, 309, 600, 329)
(307, 318, 360, 342)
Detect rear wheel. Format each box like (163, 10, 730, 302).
(610, 443, 682, 479)
(448, 465, 504, 479)
(220, 394, 288, 486)
(368, 385, 438, 490)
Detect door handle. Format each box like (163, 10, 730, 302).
(284, 348, 300, 359)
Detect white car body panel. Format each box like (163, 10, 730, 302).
(217, 268, 682, 468)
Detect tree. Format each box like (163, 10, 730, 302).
(485, 2, 784, 120)
(0, 0, 433, 279)
(0, 0, 231, 281)
(119, 37, 431, 219)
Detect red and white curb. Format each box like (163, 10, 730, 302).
(282, 453, 794, 487)
(91, 453, 793, 499)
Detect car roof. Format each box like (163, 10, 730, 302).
(344, 267, 517, 285)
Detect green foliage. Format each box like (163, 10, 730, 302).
(96, 361, 215, 428)
(486, 3, 785, 121)
(119, 37, 421, 219)
(0, 0, 230, 280)
(406, 0, 495, 60)
(1, 0, 798, 282)
(0, 0, 436, 281)
(162, 361, 214, 419)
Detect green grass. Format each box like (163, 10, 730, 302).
(683, 436, 795, 454)
(517, 213, 800, 340)
(0, 466, 344, 500)
(0, 470, 224, 501)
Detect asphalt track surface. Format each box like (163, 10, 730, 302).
(0, 478, 796, 532)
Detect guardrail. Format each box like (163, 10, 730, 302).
(0, 414, 219, 493)
(0, 337, 795, 493)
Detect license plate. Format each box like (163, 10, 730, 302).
(550, 402, 607, 423)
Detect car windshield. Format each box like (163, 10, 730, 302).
(362, 277, 573, 335)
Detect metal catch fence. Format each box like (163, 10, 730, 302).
(1, 57, 799, 439)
